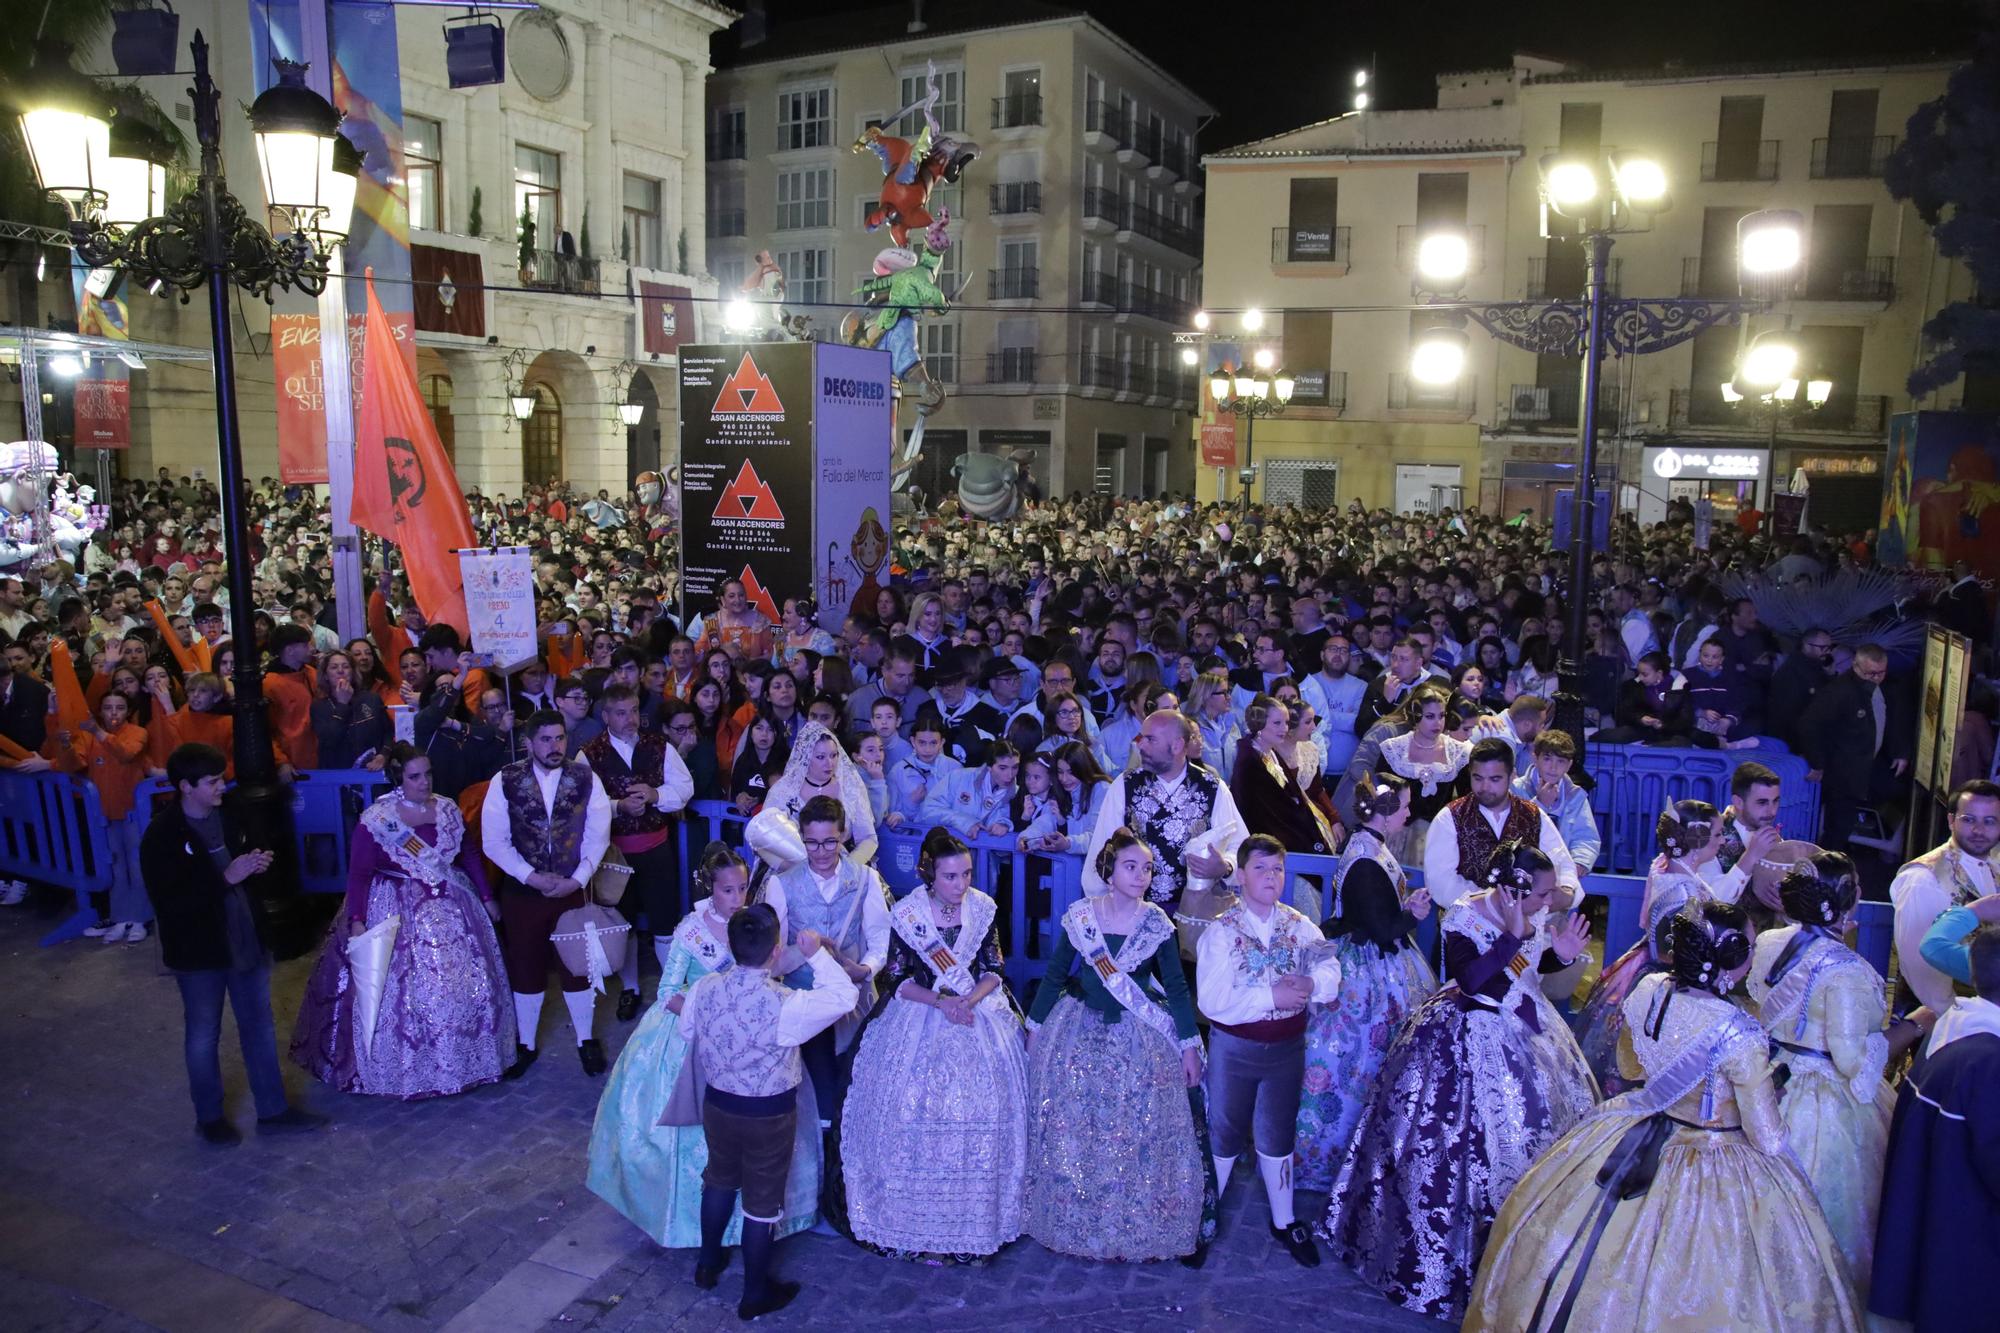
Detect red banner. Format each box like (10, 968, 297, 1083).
(72, 372, 129, 448)
(272, 309, 412, 485)
(640, 280, 696, 356)
(1199, 379, 1237, 468)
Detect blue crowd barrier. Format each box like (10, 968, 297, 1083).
(0, 768, 116, 946)
(131, 767, 393, 896)
(1583, 743, 1821, 876)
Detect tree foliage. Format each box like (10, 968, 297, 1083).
(1887, 29, 2000, 394)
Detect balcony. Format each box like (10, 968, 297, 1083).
(1078, 356, 1197, 403)
(1288, 369, 1347, 412)
(705, 132, 746, 162)
(1079, 353, 1122, 390)
(706, 209, 746, 239)
(1670, 386, 1890, 434)
(1271, 225, 1351, 267)
(986, 348, 1039, 384)
(991, 92, 1043, 130)
(1395, 225, 1487, 275)
(1117, 199, 1201, 257)
(1526, 256, 1620, 300)
(1811, 135, 1897, 179)
(1156, 139, 1190, 180)
(1681, 255, 1764, 299)
(1701, 139, 1781, 182)
(522, 249, 600, 296)
(988, 267, 1039, 300)
(989, 181, 1042, 216)
(1081, 186, 1122, 230)
(1085, 100, 1134, 152)
(1802, 256, 1896, 303)
(1112, 281, 1196, 325)
(1388, 373, 1475, 417)
(1501, 382, 1623, 431)
(1080, 270, 1118, 308)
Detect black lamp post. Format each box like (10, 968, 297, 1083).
(1208, 350, 1294, 511)
(17, 34, 356, 933)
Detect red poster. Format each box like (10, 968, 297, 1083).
(1199, 379, 1237, 467)
(640, 280, 696, 356)
(272, 309, 410, 485)
(73, 372, 129, 448)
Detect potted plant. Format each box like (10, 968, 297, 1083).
(517, 200, 537, 281)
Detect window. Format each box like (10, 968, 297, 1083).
(919, 320, 958, 384)
(1285, 177, 1339, 261)
(1282, 311, 1333, 403)
(1557, 102, 1602, 155)
(1807, 204, 1876, 298)
(899, 68, 961, 135)
(712, 257, 746, 295)
(998, 69, 1042, 128)
(708, 176, 745, 238)
(1695, 206, 1750, 297)
(776, 167, 831, 230)
(623, 173, 662, 268)
(1001, 237, 1037, 272)
(405, 114, 443, 232)
(707, 105, 746, 160)
(521, 383, 563, 486)
(514, 144, 561, 245)
(776, 86, 833, 150)
(776, 247, 830, 305)
(1712, 96, 1769, 181)
(1416, 172, 1469, 229)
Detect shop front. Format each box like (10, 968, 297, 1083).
(1637, 444, 1769, 527)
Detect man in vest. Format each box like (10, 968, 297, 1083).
(683, 905, 856, 1320)
(1891, 780, 2000, 1015)
(1083, 710, 1248, 911)
(771, 794, 890, 1223)
(582, 684, 695, 1020)
(1421, 738, 1581, 909)
(480, 710, 614, 1076)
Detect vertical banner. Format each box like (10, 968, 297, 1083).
(1199, 340, 1238, 468)
(70, 255, 131, 448)
(457, 546, 537, 668)
(811, 343, 894, 634)
(271, 313, 330, 483)
(678, 343, 817, 624)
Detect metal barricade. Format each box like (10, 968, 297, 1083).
(130, 768, 392, 895)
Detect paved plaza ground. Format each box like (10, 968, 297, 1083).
(0, 897, 1440, 1333)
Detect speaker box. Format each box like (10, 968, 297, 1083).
(444, 19, 505, 90)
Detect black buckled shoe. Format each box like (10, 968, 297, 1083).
(504, 1044, 538, 1080)
(616, 988, 641, 1022)
(578, 1038, 607, 1076)
(1273, 1221, 1321, 1268)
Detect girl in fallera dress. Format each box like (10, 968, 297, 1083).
(1294, 772, 1438, 1192)
(1748, 852, 1917, 1299)
(586, 843, 819, 1248)
(1466, 901, 1863, 1333)
(1570, 799, 1727, 1096)
(1370, 684, 1471, 862)
(1319, 840, 1597, 1322)
(290, 744, 515, 1099)
(841, 828, 1029, 1262)
(1024, 828, 1215, 1263)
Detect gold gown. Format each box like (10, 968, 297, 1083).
(1746, 925, 1893, 1297)
(1465, 973, 1861, 1333)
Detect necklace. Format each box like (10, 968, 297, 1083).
(805, 775, 832, 790)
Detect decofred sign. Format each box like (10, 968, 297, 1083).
(1647, 446, 1765, 481)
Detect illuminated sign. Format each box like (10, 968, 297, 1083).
(1649, 446, 1764, 480)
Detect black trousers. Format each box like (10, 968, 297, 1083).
(623, 837, 683, 935)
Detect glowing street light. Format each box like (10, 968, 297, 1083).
(1240, 307, 1265, 333)
(1409, 328, 1468, 386)
(1541, 157, 1599, 213)
(1415, 231, 1471, 286)
(723, 298, 757, 334)
(1736, 333, 1799, 391)
(1738, 209, 1804, 276)
(1609, 153, 1668, 207)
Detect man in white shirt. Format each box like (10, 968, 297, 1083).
(1196, 836, 1341, 1268)
(1084, 710, 1248, 909)
(1422, 739, 1581, 910)
(481, 712, 614, 1077)
(1299, 632, 1367, 778)
(1891, 781, 2000, 1015)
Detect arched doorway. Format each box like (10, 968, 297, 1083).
(625, 371, 660, 492)
(421, 371, 456, 464)
(522, 382, 563, 485)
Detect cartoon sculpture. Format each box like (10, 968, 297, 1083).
(843, 506, 890, 617)
(952, 448, 1040, 522)
(0, 442, 99, 571)
(852, 68, 980, 248)
(739, 250, 814, 341)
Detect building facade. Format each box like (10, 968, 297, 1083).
(3, 0, 731, 497)
(1199, 52, 1965, 526)
(706, 1, 1211, 501)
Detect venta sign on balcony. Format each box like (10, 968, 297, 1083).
(1648, 446, 1764, 481)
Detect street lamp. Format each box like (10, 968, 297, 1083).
(15, 31, 354, 911)
(618, 401, 645, 427)
(1725, 332, 1833, 508)
(1209, 346, 1293, 509)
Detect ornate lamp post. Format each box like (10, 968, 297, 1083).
(1207, 333, 1295, 510)
(16, 34, 356, 912)
(1723, 330, 1832, 513)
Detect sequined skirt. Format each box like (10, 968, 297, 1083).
(1465, 1109, 1863, 1332)
(1295, 939, 1437, 1193)
(842, 994, 1030, 1258)
(1319, 985, 1598, 1320)
(289, 874, 516, 1100)
(1775, 1056, 1892, 1296)
(1024, 996, 1203, 1262)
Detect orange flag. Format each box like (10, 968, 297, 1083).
(352, 269, 474, 635)
(144, 599, 201, 675)
(49, 640, 89, 733)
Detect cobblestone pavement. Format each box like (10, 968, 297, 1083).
(0, 897, 1440, 1332)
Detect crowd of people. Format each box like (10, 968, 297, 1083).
(8, 468, 2000, 1327)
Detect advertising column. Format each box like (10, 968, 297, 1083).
(811, 343, 894, 633)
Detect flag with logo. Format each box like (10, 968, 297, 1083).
(352, 269, 473, 633)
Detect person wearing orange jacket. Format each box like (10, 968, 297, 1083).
(150, 673, 292, 779)
(263, 625, 320, 769)
(50, 690, 155, 942)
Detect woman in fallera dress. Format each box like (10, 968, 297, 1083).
(1570, 799, 1727, 1096)
(841, 828, 1029, 1262)
(1293, 772, 1437, 1192)
(290, 744, 515, 1098)
(1024, 828, 1213, 1263)
(1747, 852, 1909, 1299)
(585, 843, 819, 1247)
(1319, 841, 1597, 1322)
(1370, 684, 1470, 861)
(1465, 901, 1863, 1333)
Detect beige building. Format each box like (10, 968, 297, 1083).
(1200, 52, 1964, 526)
(4, 0, 731, 496)
(706, 0, 1211, 500)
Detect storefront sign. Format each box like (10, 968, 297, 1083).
(1792, 453, 1881, 476)
(1649, 446, 1764, 480)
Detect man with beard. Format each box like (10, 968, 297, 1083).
(1767, 629, 1836, 751)
(1890, 780, 2000, 1017)
(1420, 739, 1581, 910)
(1700, 761, 1786, 916)
(1083, 710, 1248, 916)
(1800, 643, 1908, 856)
(1299, 631, 1366, 779)
(1354, 638, 1424, 737)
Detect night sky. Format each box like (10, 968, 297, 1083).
(743, 0, 1985, 147)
